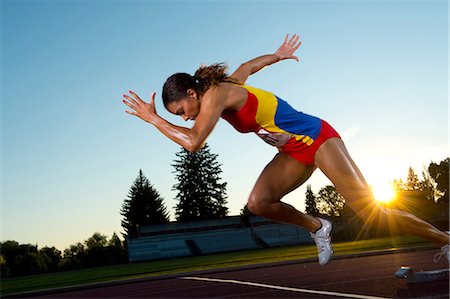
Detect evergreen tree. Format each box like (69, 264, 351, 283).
(108, 232, 123, 248)
(404, 167, 421, 191)
(304, 184, 320, 216)
(172, 144, 228, 222)
(108, 232, 128, 264)
(240, 204, 254, 216)
(240, 204, 254, 227)
(120, 170, 170, 237)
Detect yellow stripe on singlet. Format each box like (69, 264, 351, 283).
(239, 85, 314, 146)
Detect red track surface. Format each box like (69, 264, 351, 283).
(29, 249, 449, 298)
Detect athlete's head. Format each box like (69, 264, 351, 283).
(162, 63, 233, 121)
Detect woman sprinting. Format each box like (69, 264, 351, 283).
(123, 34, 449, 265)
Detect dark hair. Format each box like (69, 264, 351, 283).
(162, 63, 239, 108)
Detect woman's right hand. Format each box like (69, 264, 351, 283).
(123, 91, 158, 124)
(274, 34, 302, 61)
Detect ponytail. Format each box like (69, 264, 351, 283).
(162, 62, 239, 109)
(194, 63, 239, 92)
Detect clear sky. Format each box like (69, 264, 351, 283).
(2, 0, 448, 251)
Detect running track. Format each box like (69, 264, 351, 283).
(25, 249, 449, 298)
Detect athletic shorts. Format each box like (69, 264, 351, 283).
(279, 120, 341, 165)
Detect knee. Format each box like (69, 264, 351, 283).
(340, 185, 379, 217)
(247, 193, 272, 216)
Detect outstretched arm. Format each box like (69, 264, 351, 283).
(123, 89, 226, 152)
(230, 34, 302, 84)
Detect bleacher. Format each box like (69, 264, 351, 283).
(127, 216, 312, 262)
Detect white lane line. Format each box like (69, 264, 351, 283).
(180, 276, 388, 299)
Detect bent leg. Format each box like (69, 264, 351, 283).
(315, 138, 449, 246)
(247, 152, 321, 232)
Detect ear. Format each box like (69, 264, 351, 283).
(186, 88, 198, 99)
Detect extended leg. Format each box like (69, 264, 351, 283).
(315, 138, 449, 247)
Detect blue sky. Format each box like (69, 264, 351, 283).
(2, 0, 448, 251)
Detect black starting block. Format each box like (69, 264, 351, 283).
(395, 266, 449, 283)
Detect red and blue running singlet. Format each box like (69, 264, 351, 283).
(221, 85, 321, 147)
(221, 85, 340, 165)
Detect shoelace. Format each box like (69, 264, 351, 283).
(311, 235, 332, 252)
(433, 245, 449, 263)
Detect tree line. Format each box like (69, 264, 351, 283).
(0, 232, 127, 278)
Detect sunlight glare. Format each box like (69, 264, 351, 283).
(372, 182, 396, 203)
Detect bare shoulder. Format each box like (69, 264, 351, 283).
(207, 83, 248, 111)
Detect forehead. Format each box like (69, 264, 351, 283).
(166, 100, 185, 114)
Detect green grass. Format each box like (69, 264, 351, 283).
(0, 235, 432, 296)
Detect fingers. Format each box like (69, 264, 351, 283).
(285, 34, 301, 47)
(293, 34, 300, 45)
(125, 110, 138, 116)
(123, 94, 139, 107)
(288, 34, 296, 44)
(122, 90, 141, 115)
(294, 40, 302, 51)
(128, 90, 145, 104)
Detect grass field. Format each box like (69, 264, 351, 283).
(1, 235, 433, 296)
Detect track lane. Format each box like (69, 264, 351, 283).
(29, 249, 449, 298)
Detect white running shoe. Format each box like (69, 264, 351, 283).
(433, 244, 450, 263)
(433, 231, 450, 263)
(310, 218, 333, 265)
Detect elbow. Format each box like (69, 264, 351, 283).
(185, 144, 203, 153)
(184, 138, 205, 153)
(188, 147, 202, 153)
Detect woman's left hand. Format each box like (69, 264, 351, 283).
(123, 91, 157, 123)
(274, 33, 302, 61)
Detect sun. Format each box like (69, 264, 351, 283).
(372, 182, 396, 204)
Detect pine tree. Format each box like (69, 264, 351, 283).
(108, 232, 127, 265)
(120, 170, 170, 237)
(172, 144, 228, 222)
(240, 204, 254, 216)
(304, 184, 320, 216)
(405, 167, 421, 191)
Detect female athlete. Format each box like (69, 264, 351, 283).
(123, 34, 449, 265)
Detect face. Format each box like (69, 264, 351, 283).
(167, 89, 201, 121)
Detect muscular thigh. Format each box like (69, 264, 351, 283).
(315, 138, 373, 210)
(250, 152, 316, 204)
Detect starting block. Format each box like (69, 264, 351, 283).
(395, 266, 449, 284)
